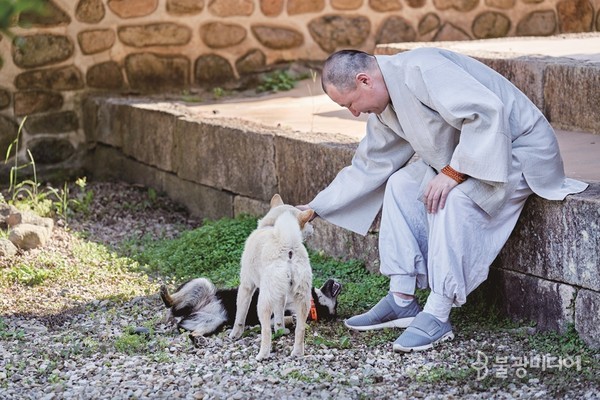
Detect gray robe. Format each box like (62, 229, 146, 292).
(310, 48, 588, 235)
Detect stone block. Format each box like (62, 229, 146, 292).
(125, 53, 190, 92)
(0, 238, 18, 257)
(331, 0, 362, 10)
(194, 54, 235, 86)
(174, 117, 277, 201)
(235, 49, 266, 76)
(251, 25, 304, 50)
(18, 0, 70, 27)
(201, 22, 247, 49)
(14, 90, 63, 116)
(9, 223, 51, 250)
(497, 184, 600, 292)
(15, 65, 83, 91)
(163, 173, 234, 221)
(0, 115, 18, 158)
(477, 56, 547, 111)
(516, 10, 557, 36)
(376, 16, 416, 44)
(24, 111, 79, 134)
(122, 105, 178, 172)
(107, 0, 157, 18)
(273, 132, 355, 206)
(260, 0, 284, 16)
(28, 138, 75, 164)
(86, 61, 124, 89)
(208, 0, 254, 17)
(11, 34, 74, 69)
(491, 268, 576, 333)
(167, 0, 205, 15)
(86, 98, 129, 147)
(75, 0, 105, 23)
(118, 23, 192, 47)
(574, 289, 600, 348)
(308, 15, 371, 53)
(233, 196, 270, 217)
(544, 61, 600, 133)
(78, 29, 115, 55)
(91, 145, 234, 221)
(0, 88, 10, 109)
(87, 145, 129, 181)
(306, 218, 380, 273)
(287, 0, 325, 14)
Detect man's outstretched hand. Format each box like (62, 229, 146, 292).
(296, 204, 318, 221)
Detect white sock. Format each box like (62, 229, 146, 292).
(423, 292, 453, 323)
(392, 292, 414, 308)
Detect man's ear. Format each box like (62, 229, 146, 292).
(356, 72, 371, 88)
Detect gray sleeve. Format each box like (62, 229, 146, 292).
(309, 113, 414, 235)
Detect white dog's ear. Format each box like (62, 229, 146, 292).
(298, 209, 315, 228)
(270, 194, 284, 208)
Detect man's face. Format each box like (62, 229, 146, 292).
(325, 73, 389, 117)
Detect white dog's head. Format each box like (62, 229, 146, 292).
(257, 194, 314, 239)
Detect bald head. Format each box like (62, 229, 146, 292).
(320, 50, 390, 116)
(321, 50, 379, 94)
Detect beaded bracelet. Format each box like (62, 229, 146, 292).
(441, 165, 468, 184)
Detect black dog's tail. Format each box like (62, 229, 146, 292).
(161, 278, 218, 318)
(159, 285, 174, 308)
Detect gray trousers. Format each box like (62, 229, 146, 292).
(379, 165, 532, 318)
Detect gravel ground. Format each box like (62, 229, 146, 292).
(1, 181, 598, 399)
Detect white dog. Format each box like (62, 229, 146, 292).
(229, 194, 314, 360)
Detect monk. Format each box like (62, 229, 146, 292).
(298, 48, 588, 352)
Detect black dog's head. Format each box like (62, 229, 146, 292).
(310, 279, 342, 322)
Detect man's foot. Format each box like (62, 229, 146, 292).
(392, 312, 454, 352)
(344, 293, 420, 331)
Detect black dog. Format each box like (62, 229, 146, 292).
(160, 278, 342, 339)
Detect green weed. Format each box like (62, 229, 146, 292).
(258, 71, 298, 93)
(213, 87, 226, 99)
(114, 327, 152, 355)
(180, 89, 203, 103)
(7, 263, 53, 286)
(415, 365, 472, 384)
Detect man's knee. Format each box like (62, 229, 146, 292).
(385, 170, 416, 194)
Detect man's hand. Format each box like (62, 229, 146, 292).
(423, 173, 459, 214)
(296, 204, 318, 221)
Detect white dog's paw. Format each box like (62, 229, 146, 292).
(290, 348, 304, 358)
(229, 325, 244, 340)
(256, 350, 271, 361)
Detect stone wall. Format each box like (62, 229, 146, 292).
(1, 0, 599, 177)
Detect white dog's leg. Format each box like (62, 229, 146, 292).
(256, 293, 273, 360)
(229, 283, 255, 340)
(272, 301, 288, 335)
(291, 295, 310, 357)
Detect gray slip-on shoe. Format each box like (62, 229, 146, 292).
(344, 293, 420, 331)
(392, 312, 454, 352)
